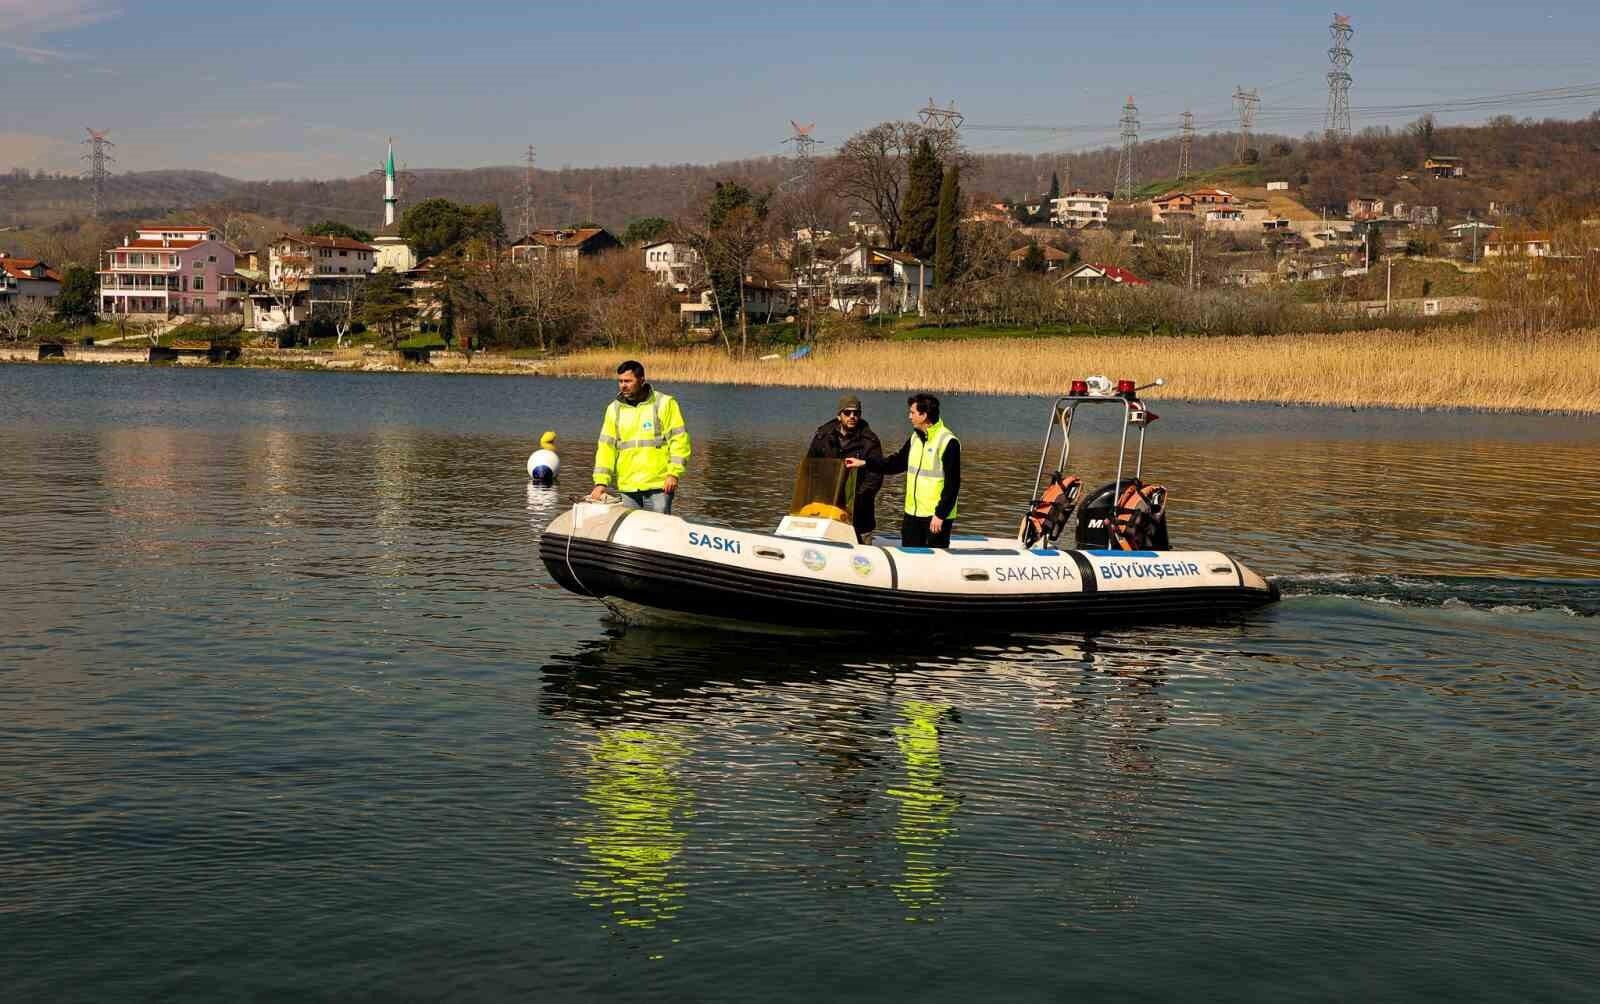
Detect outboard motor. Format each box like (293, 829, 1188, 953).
(1076, 479, 1170, 551)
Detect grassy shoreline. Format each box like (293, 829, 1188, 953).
(8, 326, 1597, 414)
(540, 327, 1600, 414)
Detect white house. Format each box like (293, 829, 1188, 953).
(642, 240, 702, 291)
(828, 246, 933, 315)
(1051, 190, 1111, 228)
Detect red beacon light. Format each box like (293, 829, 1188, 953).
(1069, 379, 1089, 396)
(1116, 378, 1137, 397)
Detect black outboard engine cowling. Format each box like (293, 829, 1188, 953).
(1076, 479, 1171, 550)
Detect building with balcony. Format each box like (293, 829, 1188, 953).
(98, 225, 244, 316)
(642, 240, 703, 291)
(1051, 190, 1111, 228)
(259, 233, 378, 329)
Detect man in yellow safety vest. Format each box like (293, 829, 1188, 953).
(584, 360, 692, 513)
(845, 392, 960, 548)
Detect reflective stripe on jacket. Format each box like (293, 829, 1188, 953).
(592, 390, 691, 492)
(905, 420, 957, 518)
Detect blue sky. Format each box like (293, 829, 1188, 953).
(3, 0, 1599, 179)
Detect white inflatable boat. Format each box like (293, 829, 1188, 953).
(541, 378, 1278, 631)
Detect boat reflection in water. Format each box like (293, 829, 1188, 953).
(887, 700, 960, 921)
(540, 625, 1188, 936)
(572, 726, 693, 932)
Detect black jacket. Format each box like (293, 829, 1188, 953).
(806, 418, 884, 534)
(865, 429, 962, 521)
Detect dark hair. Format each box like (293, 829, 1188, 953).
(617, 360, 645, 379)
(907, 393, 940, 423)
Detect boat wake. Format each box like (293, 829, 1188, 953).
(1273, 573, 1599, 618)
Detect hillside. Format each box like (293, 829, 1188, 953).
(4, 115, 1597, 240)
(0, 132, 1254, 235)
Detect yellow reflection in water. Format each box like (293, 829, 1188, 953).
(886, 700, 959, 921)
(574, 728, 693, 931)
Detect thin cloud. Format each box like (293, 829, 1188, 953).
(0, 0, 120, 62)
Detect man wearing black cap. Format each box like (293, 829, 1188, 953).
(805, 394, 884, 543)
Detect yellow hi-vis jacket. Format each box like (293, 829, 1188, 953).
(592, 389, 691, 493)
(906, 420, 958, 518)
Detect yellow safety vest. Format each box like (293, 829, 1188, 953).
(905, 420, 957, 518)
(592, 390, 692, 493)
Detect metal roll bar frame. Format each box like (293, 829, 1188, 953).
(1018, 378, 1165, 547)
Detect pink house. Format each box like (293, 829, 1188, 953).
(99, 225, 245, 316)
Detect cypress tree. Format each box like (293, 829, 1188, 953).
(900, 137, 943, 260)
(1022, 242, 1046, 274)
(1048, 171, 1061, 200)
(934, 165, 962, 285)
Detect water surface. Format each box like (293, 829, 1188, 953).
(1, 366, 1597, 1001)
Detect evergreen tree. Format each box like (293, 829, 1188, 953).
(54, 265, 98, 326)
(359, 269, 417, 347)
(1048, 171, 1061, 200)
(400, 199, 504, 258)
(623, 217, 672, 246)
(1022, 242, 1047, 274)
(934, 166, 963, 285)
(304, 220, 374, 242)
(899, 137, 943, 260)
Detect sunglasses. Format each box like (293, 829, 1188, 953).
(840, 409, 861, 416)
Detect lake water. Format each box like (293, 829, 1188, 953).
(2, 364, 1597, 1001)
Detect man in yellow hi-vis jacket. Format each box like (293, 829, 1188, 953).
(584, 360, 692, 513)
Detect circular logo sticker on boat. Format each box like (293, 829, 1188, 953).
(802, 548, 827, 571)
(851, 555, 873, 577)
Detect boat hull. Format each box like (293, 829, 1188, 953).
(541, 505, 1277, 632)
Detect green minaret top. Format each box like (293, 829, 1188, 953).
(386, 140, 395, 179)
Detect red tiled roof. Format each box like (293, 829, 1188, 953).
(2, 260, 62, 282)
(1097, 263, 1146, 285)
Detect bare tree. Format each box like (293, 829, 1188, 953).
(708, 202, 771, 354)
(672, 218, 733, 353)
(0, 297, 54, 342)
(828, 121, 968, 252)
(523, 256, 584, 351)
(773, 171, 833, 341)
(828, 122, 921, 250)
(311, 275, 362, 347)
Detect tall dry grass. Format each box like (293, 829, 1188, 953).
(541, 326, 1600, 413)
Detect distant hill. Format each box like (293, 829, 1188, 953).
(4, 115, 1596, 237)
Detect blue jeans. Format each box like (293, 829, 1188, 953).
(621, 489, 673, 514)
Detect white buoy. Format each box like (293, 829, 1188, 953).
(527, 430, 560, 485)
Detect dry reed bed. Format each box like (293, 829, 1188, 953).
(543, 327, 1600, 413)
